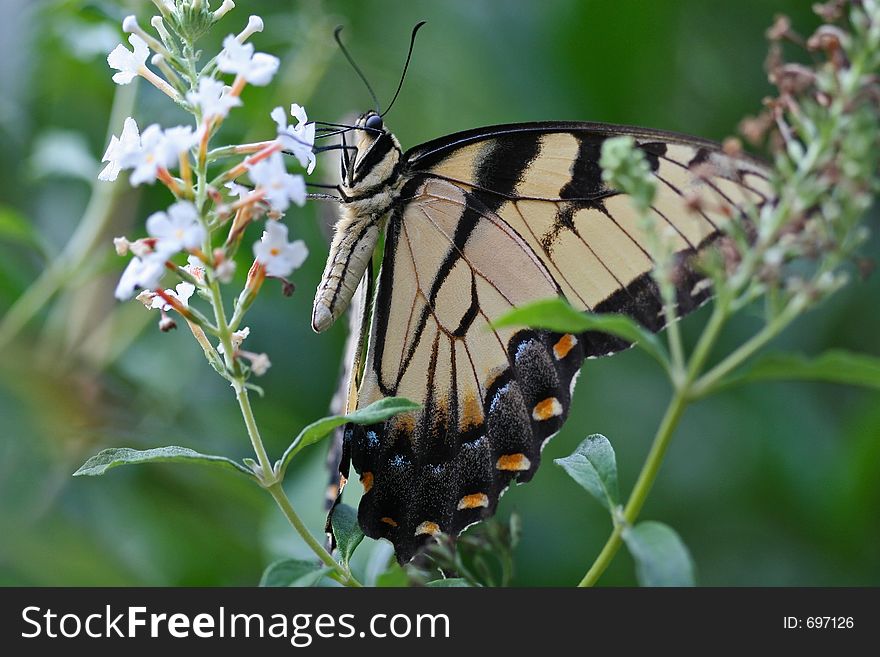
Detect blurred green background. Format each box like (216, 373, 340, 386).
(0, 0, 877, 586)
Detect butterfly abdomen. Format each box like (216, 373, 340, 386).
(312, 207, 382, 332)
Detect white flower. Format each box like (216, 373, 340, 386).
(248, 352, 271, 376)
(115, 254, 167, 300)
(107, 34, 149, 85)
(149, 281, 196, 311)
(146, 201, 206, 253)
(184, 254, 206, 282)
(129, 239, 158, 258)
(217, 34, 279, 86)
(187, 77, 242, 120)
(254, 221, 308, 277)
(163, 125, 199, 158)
(215, 259, 236, 284)
(218, 326, 250, 355)
(99, 117, 141, 181)
(124, 124, 165, 185)
(113, 236, 131, 255)
(225, 181, 251, 200)
(123, 124, 197, 186)
(248, 151, 306, 212)
(270, 104, 316, 174)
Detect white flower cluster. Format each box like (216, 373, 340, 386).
(98, 5, 313, 374)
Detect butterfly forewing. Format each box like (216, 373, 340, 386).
(336, 122, 772, 561)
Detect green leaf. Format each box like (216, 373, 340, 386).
(276, 397, 420, 478)
(73, 446, 256, 479)
(0, 205, 41, 249)
(622, 521, 695, 587)
(375, 562, 410, 587)
(554, 434, 619, 511)
(715, 350, 880, 393)
(491, 298, 667, 368)
(259, 559, 331, 587)
(425, 578, 473, 587)
(331, 504, 364, 568)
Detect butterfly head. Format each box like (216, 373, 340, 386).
(339, 111, 402, 193)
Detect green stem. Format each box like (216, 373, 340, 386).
(211, 276, 361, 586)
(233, 380, 274, 479)
(226, 326, 361, 587)
(660, 278, 686, 384)
(689, 295, 805, 399)
(578, 387, 689, 587)
(266, 482, 363, 587)
(579, 296, 733, 586)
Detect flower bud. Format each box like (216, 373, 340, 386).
(237, 15, 264, 43)
(213, 0, 236, 21)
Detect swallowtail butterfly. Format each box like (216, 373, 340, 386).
(310, 24, 772, 562)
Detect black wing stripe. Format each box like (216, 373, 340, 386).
(659, 152, 769, 205)
(415, 203, 519, 308)
(650, 203, 696, 249)
(510, 200, 592, 310)
(655, 172, 720, 232)
(592, 200, 656, 264)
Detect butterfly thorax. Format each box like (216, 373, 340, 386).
(312, 112, 404, 333)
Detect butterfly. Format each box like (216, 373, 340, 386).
(310, 25, 773, 563)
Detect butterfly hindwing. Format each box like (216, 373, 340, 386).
(337, 123, 772, 561)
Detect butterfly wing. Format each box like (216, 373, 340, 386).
(338, 122, 772, 562)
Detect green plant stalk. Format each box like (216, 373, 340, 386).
(689, 295, 806, 399)
(578, 385, 688, 587)
(265, 482, 363, 588)
(579, 301, 729, 587)
(213, 281, 362, 587)
(234, 374, 361, 587)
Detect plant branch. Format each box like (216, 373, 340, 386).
(578, 385, 689, 587)
(266, 482, 363, 587)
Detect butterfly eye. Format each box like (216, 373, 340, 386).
(364, 114, 384, 132)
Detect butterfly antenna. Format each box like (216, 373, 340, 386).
(381, 20, 427, 118)
(334, 25, 381, 114)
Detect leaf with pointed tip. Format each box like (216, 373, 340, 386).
(331, 504, 364, 568)
(73, 446, 256, 480)
(622, 521, 695, 587)
(555, 434, 619, 511)
(276, 397, 420, 478)
(259, 559, 331, 587)
(491, 298, 668, 368)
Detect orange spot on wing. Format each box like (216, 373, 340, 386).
(532, 397, 562, 421)
(553, 333, 578, 360)
(496, 453, 531, 471)
(392, 412, 416, 433)
(457, 493, 489, 510)
(360, 471, 374, 494)
(460, 390, 483, 430)
(414, 521, 440, 536)
(380, 517, 398, 527)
